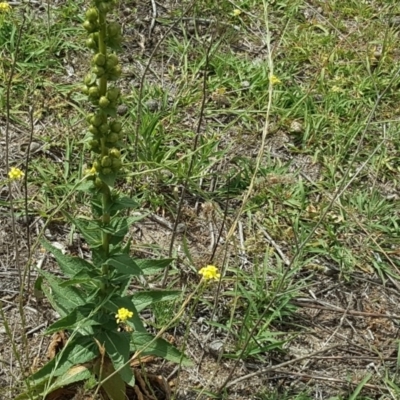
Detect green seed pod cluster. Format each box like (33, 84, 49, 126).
(84, 0, 124, 182)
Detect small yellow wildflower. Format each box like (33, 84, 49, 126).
(331, 85, 343, 93)
(269, 75, 281, 85)
(0, 2, 11, 12)
(232, 9, 242, 17)
(85, 166, 97, 176)
(198, 265, 221, 281)
(8, 167, 24, 181)
(115, 307, 133, 324)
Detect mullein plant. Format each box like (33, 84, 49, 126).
(17, 1, 189, 399)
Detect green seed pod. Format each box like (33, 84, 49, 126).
(93, 65, 105, 78)
(99, 96, 110, 108)
(84, 73, 96, 86)
(94, 177, 104, 188)
(89, 139, 99, 149)
(109, 148, 121, 158)
(88, 86, 100, 99)
(107, 87, 120, 102)
(118, 132, 125, 140)
(93, 53, 106, 67)
(86, 37, 98, 50)
(98, 2, 112, 14)
(108, 64, 122, 81)
(83, 20, 98, 33)
(107, 22, 121, 38)
(109, 120, 122, 133)
(93, 161, 100, 171)
(107, 133, 119, 143)
(107, 54, 119, 68)
(86, 113, 95, 124)
(82, 85, 90, 95)
(85, 8, 98, 22)
(102, 168, 112, 175)
(89, 125, 99, 135)
(112, 158, 122, 170)
(91, 112, 106, 127)
(101, 156, 112, 167)
(99, 123, 109, 135)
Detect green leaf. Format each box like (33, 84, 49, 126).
(99, 170, 117, 187)
(38, 270, 85, 317)
(45, 304, 100, 335)
(48, 364, 92, 393)
(30, 336, 98, 384)
(41, 240, 94, 278)
(71, 218, 102, 247)
(75, 180, 93, 192)
(130, 332, 192, 366)
(135, 258, 174, 275)
(106, 254, 142, 276)
(108, 197, 139, 214)
(96, 330, 134, 386)
(131, 290, 181, 312)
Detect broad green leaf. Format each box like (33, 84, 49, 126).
(99, 170, 117, 187)
(131, 290, 181, 312)
(71, 218, 102, 247)
(75, 180, 93, 192)
(38, 270, 85, 317)
(48, 365, 92, 393)
(41, 240, 94, 278)
(130, 332, 192, 366)
(106, 254, 142, 276)
(30, 336, 98, 384)
(96, 330, 134, 387)
(135, 258, 174, 275)
(108, 197, 139, 214)
(45, 304, 100, 335)
(94, 356, 126, 400)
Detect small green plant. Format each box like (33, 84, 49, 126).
(17, 2, 191, 399)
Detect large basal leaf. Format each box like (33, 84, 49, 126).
(38, 270, 85, 317)
(47, 364, 92, 394)
(41, 240, 94, 278)
(130, 332, 192, 366)
(96, 330, 134, 387)
(30, 336, 98, 385)
(106, 254, 142, 276)
(94, 356, 126, 400)
(131, 290, 181, 312)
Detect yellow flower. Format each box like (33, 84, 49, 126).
(115, 307, 133, 324)
(0, 2, 11, 12)
(8, 167, 24, 181)
(199, 265, 221, 281)
(85, 166, 97, 176)
(232, 9, 242, 17)
(269, 75, 281, 85)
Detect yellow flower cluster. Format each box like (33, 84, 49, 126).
(269, 75, 281, 85)
(0, 2, 11, 12)
(115, 307, 133, 324)
(198, 265, 220, 281)
(8, 167, 24, 181)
